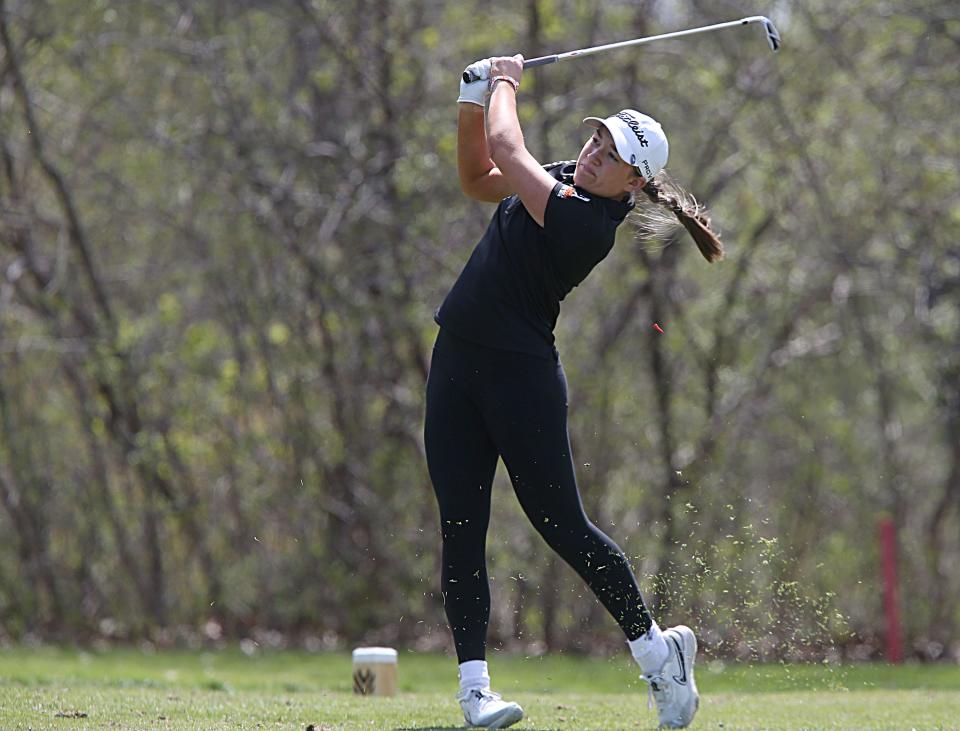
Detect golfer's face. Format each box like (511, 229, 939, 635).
(573, 125, 640, 197)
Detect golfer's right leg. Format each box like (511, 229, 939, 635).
(424, 330, 523, 729)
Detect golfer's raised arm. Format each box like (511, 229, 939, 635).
(456, 106, 511, 202)
(484, 55, 555, 227)
(456, 58, 513, 203)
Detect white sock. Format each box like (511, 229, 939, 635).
(628, 620, 670, 674)
(459, 659, 490, 692)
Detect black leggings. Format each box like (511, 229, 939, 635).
(424, 328, 652, 662)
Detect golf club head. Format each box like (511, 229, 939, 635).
(762, 17, 781, 52)
(742, 15, 781, 53)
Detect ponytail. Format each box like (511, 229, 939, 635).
(638, 173, 724, 263)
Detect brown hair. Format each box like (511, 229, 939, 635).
(637, 173, 724, 263)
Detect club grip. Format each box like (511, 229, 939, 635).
(462, 54, 559, 83)
(523, 54, 558, 69)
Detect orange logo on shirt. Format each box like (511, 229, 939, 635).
(556, 184, 590, 202)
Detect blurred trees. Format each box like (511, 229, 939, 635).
(0, 0, 957, 661)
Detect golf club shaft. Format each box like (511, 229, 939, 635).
(463, 16, 779, 82)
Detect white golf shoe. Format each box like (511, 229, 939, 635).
(642, 625, 699, 729)
(457, 687, 524, 729)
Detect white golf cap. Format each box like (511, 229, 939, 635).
(583, 109, 669, 180)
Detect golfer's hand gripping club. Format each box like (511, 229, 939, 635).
(458, 61, 489, 106)
(462, 55, 556, 84)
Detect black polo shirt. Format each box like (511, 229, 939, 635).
(435, 161, 634, 359)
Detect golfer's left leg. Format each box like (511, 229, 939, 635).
(424, 337, 499, 665)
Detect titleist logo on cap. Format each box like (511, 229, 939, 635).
(616, 111, 650, 147)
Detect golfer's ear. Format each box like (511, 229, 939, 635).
(627, 175, 646, 192)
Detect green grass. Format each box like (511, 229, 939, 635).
(1, 648, 958, 730)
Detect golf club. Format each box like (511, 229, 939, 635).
(463, 16, 781, 83)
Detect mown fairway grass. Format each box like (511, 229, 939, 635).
(1, 648, 958, 730)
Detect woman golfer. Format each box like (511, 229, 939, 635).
(425, 54, 720, 729)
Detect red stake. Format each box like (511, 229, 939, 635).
(878, 516, 903, 664)
(653, 323, 664, 334)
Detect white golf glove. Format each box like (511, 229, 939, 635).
(457, 58, 492, 106)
